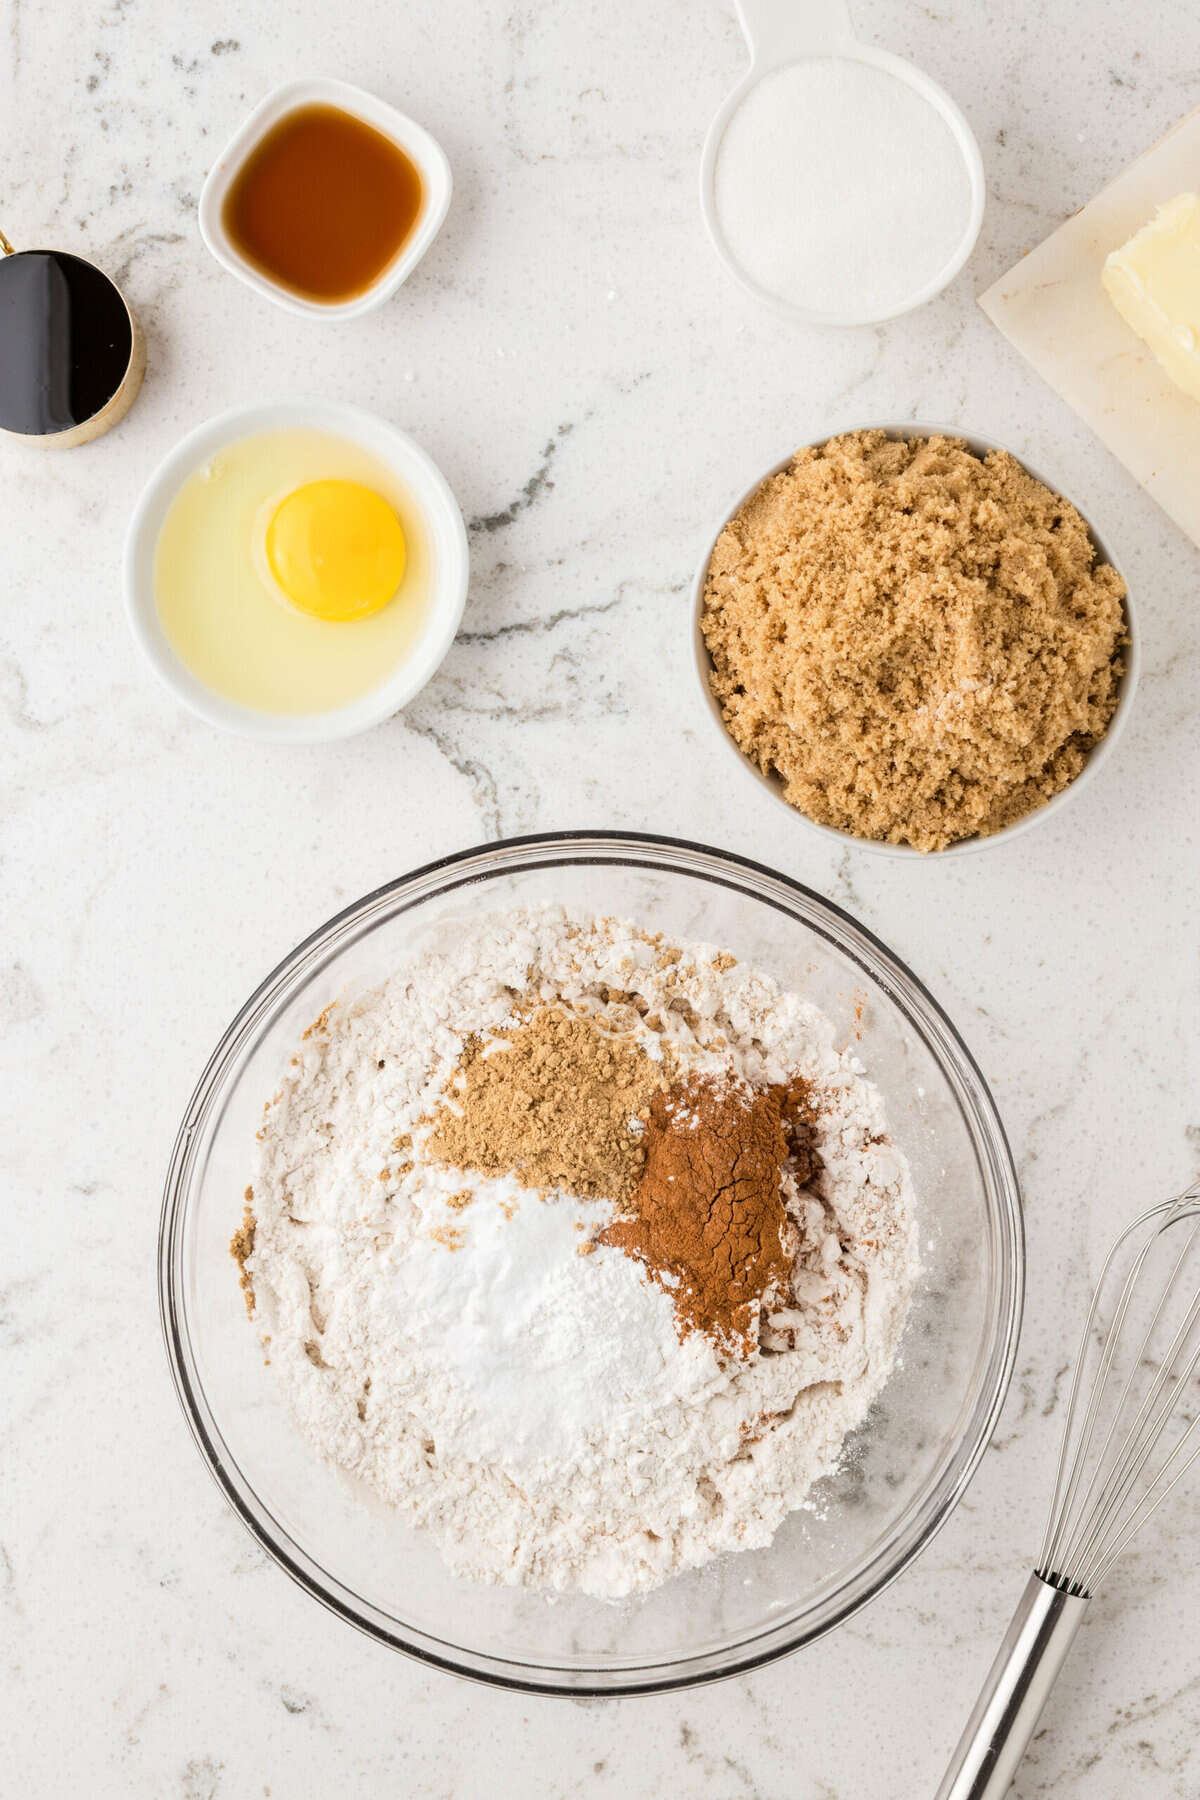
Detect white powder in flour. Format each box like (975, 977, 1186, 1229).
(714, 58, 972, 318)
(244, 908, 918, 1597)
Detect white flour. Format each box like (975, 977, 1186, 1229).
(714, 58, 972, 318)
(244, 908, 918, 1597)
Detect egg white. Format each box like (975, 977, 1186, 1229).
(154, 428, 433, 716)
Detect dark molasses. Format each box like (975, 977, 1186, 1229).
(0, 250, 135, 437)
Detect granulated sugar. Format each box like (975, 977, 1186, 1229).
(714, 58, 972, 318)
(241, 908, 918, 1597)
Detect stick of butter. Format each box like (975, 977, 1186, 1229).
(1102, 193, 1200, 401)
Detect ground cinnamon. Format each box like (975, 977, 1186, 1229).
(599, 1076, 818, 1356)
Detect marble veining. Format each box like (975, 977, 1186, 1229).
(2, 0, 1199, 1794)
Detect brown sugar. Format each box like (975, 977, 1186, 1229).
(429, 1223, 466, 1252)
(230, 1187, 256, 1317)
(701, 430, 1128, 852)
(421, 1007, 670, 1203)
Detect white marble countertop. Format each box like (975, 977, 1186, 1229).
(3, 0, 1198, 1793)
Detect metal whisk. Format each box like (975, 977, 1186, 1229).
(938, 1179, 1200, 1800)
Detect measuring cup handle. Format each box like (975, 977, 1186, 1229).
(734, 0, 855, 65)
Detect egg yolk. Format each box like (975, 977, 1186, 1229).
(264, 480, 406, 621)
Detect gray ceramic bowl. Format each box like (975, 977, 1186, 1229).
(691, 423, 1139, 858)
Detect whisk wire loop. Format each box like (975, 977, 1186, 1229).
(1091, 1415, 1200, 1586)
(1038, 1198, 1170, 1585)
(1037, 1185, 1200, 1595)
(1059, 1270, 1200, 1588)
(1052, 1213, 1200, 1589)
(940, 1178, 1200, 1800)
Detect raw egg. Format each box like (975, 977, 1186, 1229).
(153, 429, 432, 716)
(264, 479, 406, 621)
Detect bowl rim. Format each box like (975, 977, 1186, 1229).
(691, 422, 1140, 859)
(123, 398, 469, 742)
(197, 76, 453, 320)
(159, 830, 1024, 1694)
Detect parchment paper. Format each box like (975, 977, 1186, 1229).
(979, 106, 1200, 547)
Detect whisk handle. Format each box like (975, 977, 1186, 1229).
(935, 1572, 1090, 1800)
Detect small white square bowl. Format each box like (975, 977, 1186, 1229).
(198, 77, 452, 320)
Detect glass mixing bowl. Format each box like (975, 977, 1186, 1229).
(160, 833, 1023, 1693)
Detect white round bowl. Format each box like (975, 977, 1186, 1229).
(124, 400, 469, 742)
(198, 78, 452, 321)
(691, 423, 1139, 858)
(699, 4, 985, 327)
